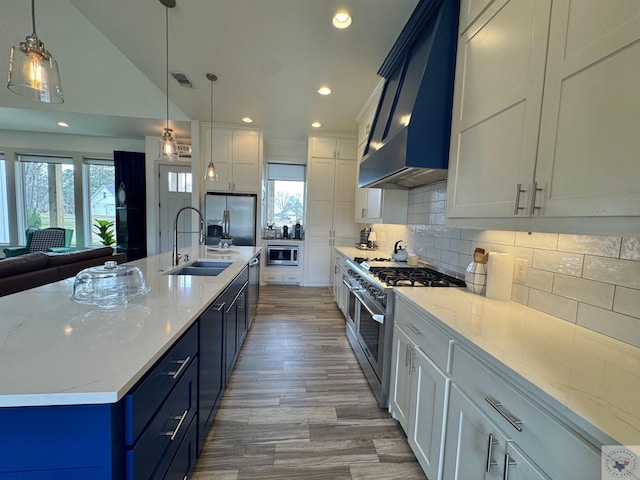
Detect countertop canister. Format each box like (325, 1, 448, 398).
(485, 252, 514, 301)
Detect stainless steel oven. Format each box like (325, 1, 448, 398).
(344, 260, 393, 408)
(265, 244, 299, 266)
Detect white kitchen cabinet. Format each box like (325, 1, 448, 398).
(443, 385, 548, 480)
(202, 127, 261, 193)
(333, 250, 348, 316)
(354, 82, 409, 225)
(390, 299, 451, 480)
(444, 345, 601, 480)
(304, 136, 358, 286)
(447, 0, 640, 234)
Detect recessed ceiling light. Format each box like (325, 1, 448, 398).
(332, 11, 352, 29)
(57, 122, 69, 128)
(317, 86, 332, 96)
(242, 117, 253, 123)
(311, 122, 322, 128)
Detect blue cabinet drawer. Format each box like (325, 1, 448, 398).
(125, 325, 198, 445)
(126, 358, 198, 480)
(155, 415, 198, 480)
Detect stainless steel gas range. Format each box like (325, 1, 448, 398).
(343, 257, 466, 408)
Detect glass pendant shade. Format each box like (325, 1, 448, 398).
(159, 128, 179, 161)
(8, 33, 63, 104)
(204, 160, 218, 181)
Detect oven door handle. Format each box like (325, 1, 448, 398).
(353, 290, 385, 324)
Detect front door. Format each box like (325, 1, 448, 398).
(158, 163, 192, 253)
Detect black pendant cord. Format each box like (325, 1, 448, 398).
(31, 0, 36, 35)
(210, 78, 213, 162)
(165, 4, 170, 131)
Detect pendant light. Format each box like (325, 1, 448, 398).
(158, 0, 179, 161)
(7, 0, 63, 104)
(204, 73, 219, 181)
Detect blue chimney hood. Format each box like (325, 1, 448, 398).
(359, 0, 460, 189)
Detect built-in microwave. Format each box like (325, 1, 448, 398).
(265, 244, 299, 266)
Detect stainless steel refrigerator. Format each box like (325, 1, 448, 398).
(205, 193, 257, 246)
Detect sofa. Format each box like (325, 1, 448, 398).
(0, 247, 127, 297)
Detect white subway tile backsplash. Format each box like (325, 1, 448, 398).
(511, 283, 529, 305)
(370, 182, 640, 347)
(552, 274, 615, 309)
(621, 237, 640, 261)
(523, 268, 554, 292)
(557, 234, 621, 258)
(461, 230, 485, 241)
(450, 239, 472, 255)
(583, 256, 640, 289)
(577, 304, 640, 347)
(515, 232, 558, 250)
(485, 230, 516, 245)
(532, 250, 584, 276)
(613, 287, 640, 318)
(528, 289, 578, 323)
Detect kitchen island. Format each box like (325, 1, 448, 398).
(0, 245, 261, 479)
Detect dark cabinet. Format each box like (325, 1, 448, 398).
(222, 266, 249, 384)
(198, 302, 225, 454)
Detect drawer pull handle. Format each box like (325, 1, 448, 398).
(485, 396, 523, 432)
(513, 184, 526, 215)
(167, 356, 191, 379)
(165, 409, 188, 441)
(406, 323, 422, 336)
(485, 433, 499, 473)
(503, 453, 517, 480)
(212, 303, 225, 312)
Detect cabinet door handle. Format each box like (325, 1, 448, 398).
(485, 433, 499, 473)
(405, 344, 411, 367)
(503, 453, 517, 480)
(212, 303, 225, 312)
(167, 356, 191, 379)
(406, 323, 422, 336)
(362, 208, 366, 218)
(164, 409, 188, 441)
(529, 181, 542, 215)
(513, 184, 526, 215)
(485, 396, 523, 432)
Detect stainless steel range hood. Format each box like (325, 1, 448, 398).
(359, 0, 459, 190)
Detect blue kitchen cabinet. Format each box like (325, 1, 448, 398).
(198, 301, 225, 453)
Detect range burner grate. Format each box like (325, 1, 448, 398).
(369, 266, 465, 288)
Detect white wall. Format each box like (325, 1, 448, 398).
(371, 181, 640, 348)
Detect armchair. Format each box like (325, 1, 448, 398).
(3, 228, 73, 258)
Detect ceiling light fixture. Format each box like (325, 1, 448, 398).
(332, 11, 352, 29)
(57, 121, 69, 128)
(317, 86, 332, 95)
(158, 0, 179, 161)
(242, 117, 253, 123)
(204, 73, 219, 181)
(311, 122, 322, 128)
(7, 0, 63, 104)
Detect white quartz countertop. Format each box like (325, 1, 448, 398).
(0, 246, 261, 408)
(335, 245, 640, 445)
(394, 287, 640, 446)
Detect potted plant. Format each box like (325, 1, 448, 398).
(93, 219, 115, 246)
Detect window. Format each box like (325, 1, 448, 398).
(18, 154, 75, 245)
(265, 163, 305, 227)
(0, 154, 8, 243)
(86, 159, 115, 246)
(168, 171, 192, 193)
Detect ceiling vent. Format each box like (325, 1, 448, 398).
(171, 72, 193, 88)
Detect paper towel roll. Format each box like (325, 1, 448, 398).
(486, 253, 514, 301)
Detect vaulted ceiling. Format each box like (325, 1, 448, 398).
(0, 0, 418, 141)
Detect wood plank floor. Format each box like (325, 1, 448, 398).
(192, 285, 426, 480)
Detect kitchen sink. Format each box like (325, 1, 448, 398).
(169, 260, 234, 276)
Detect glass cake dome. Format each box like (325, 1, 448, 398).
(71, 261, 149, 308)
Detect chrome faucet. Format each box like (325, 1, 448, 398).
(173, 206, 205, 266)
